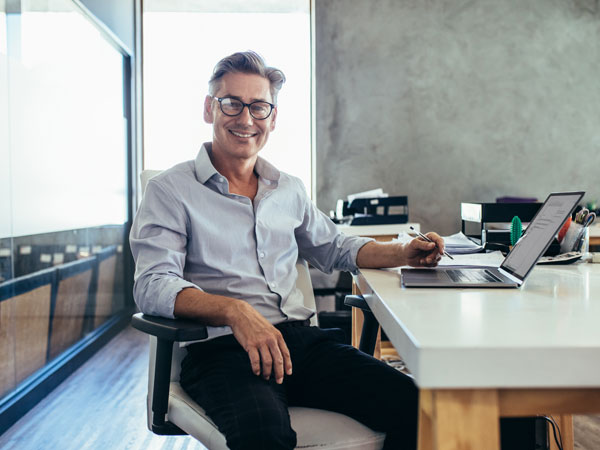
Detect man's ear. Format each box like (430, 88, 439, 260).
(269, 107, 277, 131)
(203, 95, 214, 124)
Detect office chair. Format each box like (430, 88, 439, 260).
(344, 295, 380, 356)
(132, 170, 385, 449)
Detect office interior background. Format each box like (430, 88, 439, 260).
(1, 0, 599, 446)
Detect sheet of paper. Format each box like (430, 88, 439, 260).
(394, 231, 484, 254)
(437, 251, 505, 267)
(347, 188, 388, 204)
(443, 232, 484, 254)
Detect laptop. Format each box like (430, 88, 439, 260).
(401, 191, 584, 288)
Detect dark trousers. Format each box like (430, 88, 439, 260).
(180, 323, 418, 450)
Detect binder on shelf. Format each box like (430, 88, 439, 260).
(460, 201, 561, 255)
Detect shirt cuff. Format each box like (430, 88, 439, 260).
(347, 236, 375, 273)
(150, 278, 202, 319)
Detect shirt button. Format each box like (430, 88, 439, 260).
(259, 252, 265, 258)
(270, 282, 276, 288)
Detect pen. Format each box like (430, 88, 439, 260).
(409, 226, 454, 260)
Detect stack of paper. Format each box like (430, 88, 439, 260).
(443, 232, 484, 254)
(395, 231, 484, 254)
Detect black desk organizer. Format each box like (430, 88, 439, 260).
(461, 202, 561, 255)
(340, 196, 409, 226)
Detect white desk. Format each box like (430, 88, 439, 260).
(354, 264, 600, 450)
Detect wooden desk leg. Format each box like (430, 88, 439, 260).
(418, 390, 434, 450)
(421, 389, 501, 450)
(548, 414, 573, 450)
(351, 306, 363, 349)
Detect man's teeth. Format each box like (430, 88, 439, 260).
(231, 130, 254, 138)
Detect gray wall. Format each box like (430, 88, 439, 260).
(315, 0, 600, 235)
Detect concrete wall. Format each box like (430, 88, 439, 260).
(315, 0, 600, 234)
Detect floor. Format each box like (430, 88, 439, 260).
(0, 326, 206, 450)
(0, 325, 598, 450)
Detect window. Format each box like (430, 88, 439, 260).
(143, 1, 312, 194)
(0, 0, 131, 417)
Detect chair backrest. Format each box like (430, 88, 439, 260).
(140, 169, 162, 196)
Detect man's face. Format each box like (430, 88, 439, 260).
(204, 72, 277, 163)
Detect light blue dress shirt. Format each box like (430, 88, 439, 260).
(130, 143, 373, 339)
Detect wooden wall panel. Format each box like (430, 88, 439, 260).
(49, 271, 92, 360)
(14, 285, 52, 384)
(0, 299, 16, 398)
(94, 255, 116, 329)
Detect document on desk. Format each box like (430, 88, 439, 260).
(394, 231, 484, 254)
(437, 251, 505, 267)
(443, 232, 484, 254)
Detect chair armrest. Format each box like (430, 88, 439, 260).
(131, 312, 208, 342)
(344, 294, 372, 312)
(344, 295, 379, 356)
(131, 312, 209, 435)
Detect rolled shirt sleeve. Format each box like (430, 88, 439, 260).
(130, 179, 201, 318)
(293, 178, 373, 274)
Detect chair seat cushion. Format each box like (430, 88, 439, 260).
(168, 382, 385, 450)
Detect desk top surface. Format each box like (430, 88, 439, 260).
(336, 223, 419, 236)
(355, 263, 600, 389)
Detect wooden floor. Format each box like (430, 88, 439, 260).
(0, 325, 599, 450)
(0, 326, 207, 450)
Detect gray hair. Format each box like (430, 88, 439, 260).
(208, 51, 286, 104)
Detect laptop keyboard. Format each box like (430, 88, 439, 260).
(446, 269, 502, 283)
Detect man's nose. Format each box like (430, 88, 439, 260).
(237, 105, 254, 125)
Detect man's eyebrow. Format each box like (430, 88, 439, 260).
(222, 94, 271, 103)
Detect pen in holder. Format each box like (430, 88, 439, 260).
(560, 222, 589, 253)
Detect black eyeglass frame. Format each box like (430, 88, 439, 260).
(212, 96, 275, 120)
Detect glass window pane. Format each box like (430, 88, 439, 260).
(143, 4, 311, 194)
(0, 4, 12, 285)
(12, 7, 126, 235)
(0, 0, 131, 404)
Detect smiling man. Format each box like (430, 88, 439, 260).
(130, 51, 445, 450)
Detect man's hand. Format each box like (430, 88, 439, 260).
(404, 232, 445, 267)
(356, 232, 446, 268)
(174, 288, 292, 384)
(228, 301, 292, 384)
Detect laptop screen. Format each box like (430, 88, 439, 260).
(500, 192, 584, 281)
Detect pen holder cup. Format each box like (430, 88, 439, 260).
(560, 223, 589, 253)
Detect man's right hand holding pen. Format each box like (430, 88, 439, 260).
(356, 229, 447, 269)
(410, 226, 454, 260)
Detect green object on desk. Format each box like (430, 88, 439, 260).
(510, 216, 523, 246)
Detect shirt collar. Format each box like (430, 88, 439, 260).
(254, 154, 281, 184)
(194, 143, 220, 184)
(194, 142, 281, 185)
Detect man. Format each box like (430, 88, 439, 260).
(130, 51, 445, 450)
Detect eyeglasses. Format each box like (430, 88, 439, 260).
(212, 96, 275, 120)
